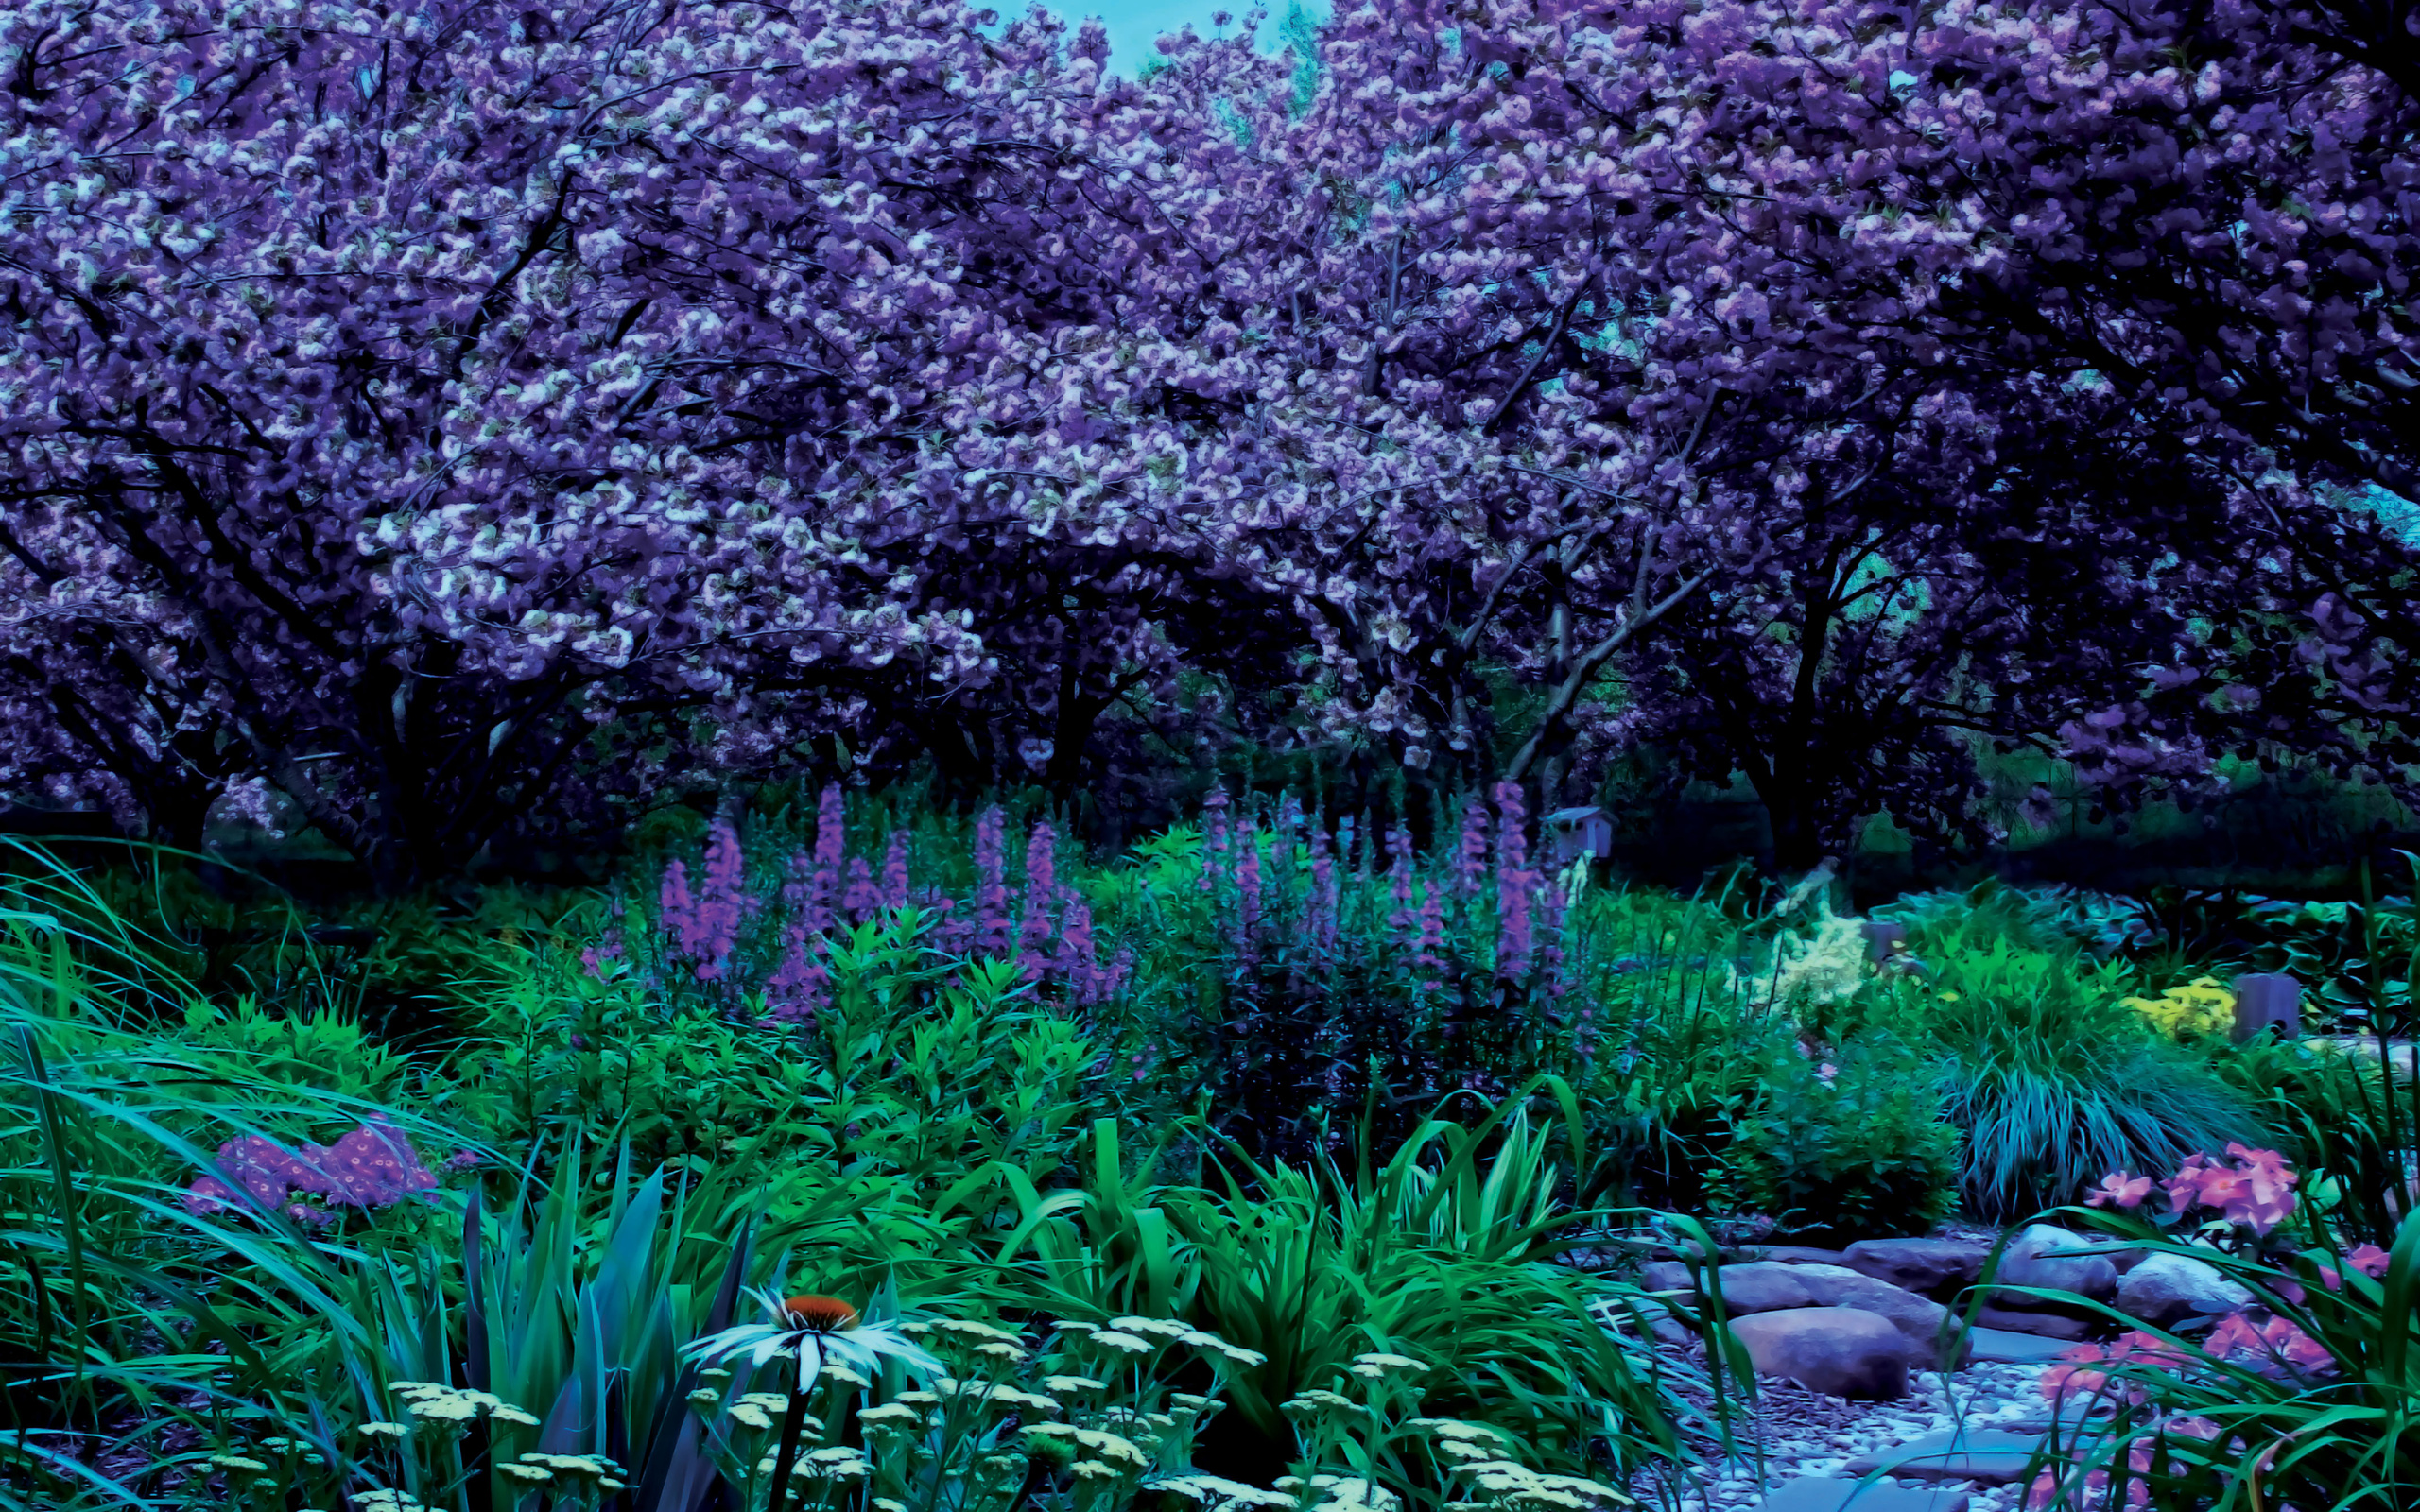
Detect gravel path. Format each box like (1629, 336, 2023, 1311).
(1641, 1347, 2052, 1512)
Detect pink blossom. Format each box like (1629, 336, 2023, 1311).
(2086, 1171, 2153, 1209)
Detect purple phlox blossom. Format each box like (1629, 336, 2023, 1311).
(184, 1118, 437, 1219)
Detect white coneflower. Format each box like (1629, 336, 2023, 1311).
(683, 1291, 935, 1512)
(682, 1291, 941, 1392)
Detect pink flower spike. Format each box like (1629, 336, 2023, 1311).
(2347, 1244, 2393, 1280)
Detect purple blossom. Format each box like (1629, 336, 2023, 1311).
(879, 830, 912, 913)
(690, 817, 748, 982)
(184, 1118, 437, 1220)
(972, 806, 1011, 959)
(1201, 789, 1232, 893)
(1493, 782, 1534, 980)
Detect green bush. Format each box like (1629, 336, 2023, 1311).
(1718, 1034, 1961, 1240)
(1858, 937, 2270, 1219)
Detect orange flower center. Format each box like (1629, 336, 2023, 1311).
(779, 1295, 860, 1332)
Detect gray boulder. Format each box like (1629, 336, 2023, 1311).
(1788, 1263, 1972, 1368)
(1844, 1238, 1991, 1298)
(1992, 1225, 2120, 1303)
(2114, 1252, 2253, 1328)
(1697, 1262, 1823, 1314)
(1728, 1307, 1911, 1400)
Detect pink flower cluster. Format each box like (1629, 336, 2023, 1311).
(184, 1118, 438, 1225)
(2085, 1143, 2298, 1233)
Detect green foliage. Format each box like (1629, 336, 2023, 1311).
(989, 1090, 1729, 1501)
(1850, 933, 2268, 1220)
(451, 914, 1104, 1237)
(1719, 1035, 1961, 1240)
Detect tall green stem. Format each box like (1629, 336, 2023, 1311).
(764, 1382, 814, 1512)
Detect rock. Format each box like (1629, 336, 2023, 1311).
(1992, 1225, 2119, 1303)
(1696, 1262, 1822, 1314)
(1748, 1477, 1973, 1512)
(1643, 1261, 1695, 1292)
(2114, 1253, 2253, 1328)
(1594, 1295, 1696, 1348)
(1844, 1239, 1990, 1298)
(1727, 1307, 1911, 1400)
(1844, 1429, 2047, 1486)
(1744, 1244, 1855, 1267)
(1972, 1305, 2096, 1341)
(1966, 1327, 2078, 1365)
(1785, 1263, 1971, 1368)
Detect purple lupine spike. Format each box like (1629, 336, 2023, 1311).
(1493, 781, 1533, 980)
(1056, 892, 1098, 1002)
(1455, 796, 1491, 899)
(1234, 821, 1263, 961)
(659, 857, 701, 960)
(842, 854, 876, 922)
(693, 817, 746, 981)
(1412, 884, 1445, 995)
(1537, 867, 1571, 1000)
(972, 805, 1011, 958)
(1385, 825, 1416, 937)
(1200, 789, 1232, 893)
(1308, 826, 1338, 956)
(879, 829, 911, 913)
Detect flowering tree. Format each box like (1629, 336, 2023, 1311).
(0, 0, 1292, 885)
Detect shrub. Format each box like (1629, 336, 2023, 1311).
(1718, 1034, 1962, 1240)
(2118, 976, 2237, 1041)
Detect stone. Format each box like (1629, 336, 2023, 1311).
(1992, 1225, 2120, 1303)
(2114, 1253, 2253, 1328)
(1844, 1239, 1991, 1298)
(1966, 1327, 2078, 1364)
(1593, 1295, 1696, 1348)
(1745, 1244, 1856, 1267)
(1696, 1262, 1822, 1314)
(1843, 1429, 2047, 1486)
(1785, 1263, 1971, 1368)
(1748, 1477, 1973, 1512)
(1643, 1261, 1695, 1292)
(1727, 1307, 1911, 1400)
(2005, 1398, 2118, 1435)
(1972, 1305, 2096, 1341)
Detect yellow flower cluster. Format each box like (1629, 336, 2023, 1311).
(2120, 977, 2237, 1040)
